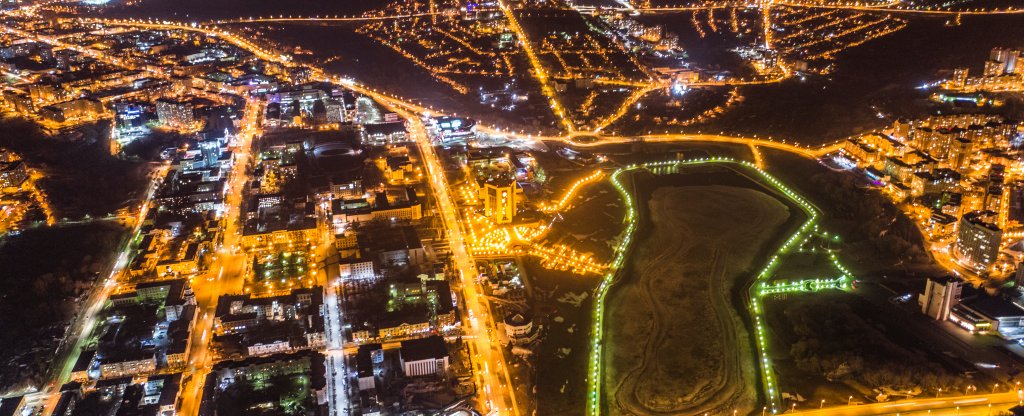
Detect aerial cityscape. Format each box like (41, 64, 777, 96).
(0, 0, 1023, 415)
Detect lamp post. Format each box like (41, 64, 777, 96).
(820, 399, 825, 409)
(847, 396, 853, 405)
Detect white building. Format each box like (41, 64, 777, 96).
(399, 336, 449, 377)
(919, 276, 963, 320)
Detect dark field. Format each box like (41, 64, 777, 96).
(0, 222, 128, 393)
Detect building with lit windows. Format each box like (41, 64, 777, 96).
(337, 257, 376, 281)
(114, 102, 148, 137)
(212, 287, 325, 357)
(955, 210, 1002, 269)
(950, 291, 1024, 339)
(331, 188, 422, 225)
(357, 225, 427, 267)
(504, 312, 539, 345)
(483, 179, 517, 224)
(39, 97, 104, 124)
(0, 159, 28, 192)
(155, 97, 196, 129)
(241, 196, 319, 250)
(98, 351, 157, 379)
(431, 116, 476, 142)
(356, 343, 383, 391)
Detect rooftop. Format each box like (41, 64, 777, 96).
(400, 336, 448, 362)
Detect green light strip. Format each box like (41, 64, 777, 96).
(586, 157, 854, 415)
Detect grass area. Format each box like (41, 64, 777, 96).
(602, 169, 794, 415)
(0, 222, 128, 393)
(215, 372, 316, 415)
(248, 249, 313, 296)
(528, 154, 864, 415)
(766, 233, 847, 285)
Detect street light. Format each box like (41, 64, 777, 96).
(847, 395, 853, 405)
(820, 399, 825, 409)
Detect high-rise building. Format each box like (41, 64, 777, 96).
(991, 47, 1021, 74)
(1006, 51, 1019, 74)
(919, 276, 964, 320)
(991, 47, 1012, 64)
(198, 139, 221, 169)
(955, 210, 1002, 269)
(951, 68, 969, 88)
(983, 60, 1007, 77)
(949, 137, 973, 172)
(483, 180, 516, 224)
(1007, 182, 1024, 226)
(0, 160, 29, 191)
(155, 98, 195, 129)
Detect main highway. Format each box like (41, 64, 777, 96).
(793, 391, 1023, 415)
(373, 95, 522, 415)
(175, 98, 260, 416)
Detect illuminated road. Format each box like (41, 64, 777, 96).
(68, 17, 849, 161)
(385, 102, 520, 415)
(318, 197, 352, 416)
(51, 18, 526, 414)
(494, 0, 575, 132)
(17, 18, 846, 416)
(324, 282, 351, 416)
(770, 3, 1024, 14)
(210, 12, 440, 24)
(790, 391, 1023, 415)
(558, 132, 843, 158)
(177, 98, 260, 416)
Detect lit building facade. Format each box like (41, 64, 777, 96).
(955, 210, 1002, 269)
(484, 180, 516, 224)
(918, 276, 963, 320)
(155, 98, 195, 129)
(0, 160, 29, 191)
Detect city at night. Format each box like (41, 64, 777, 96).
(0, 0, 1023, 415)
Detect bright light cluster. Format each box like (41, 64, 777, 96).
(539, 170, 605, 213)
(531, 243, 606, 275)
